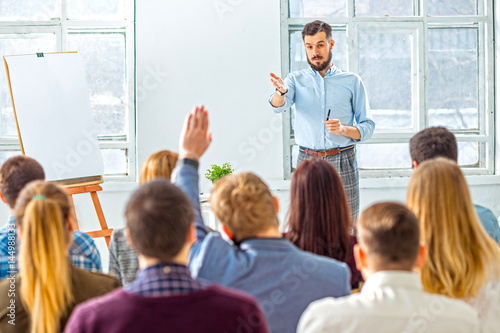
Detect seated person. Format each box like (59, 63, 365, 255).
(298, 202, 480, 333)
(407, 158, 500, 332)
(0, 155, 101, 279)
(0, 181, 119, 333)
(285, 158, 362, 289)
(410, 126, 500, 244)
(65, 178, 269, 333)
(108, 150, 178, 285)
(174, 106, 350, 333)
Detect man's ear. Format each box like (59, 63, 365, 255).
(412, 160, 419, 169)
(187, 223, 197, 244)
(0, 191, 7, 205)
(273, 196, 280, 214)
(125, 227, 134, 248)
(414, 245, 427, 269)
(67, 214, 75, 232)
(353, 243, 366, 272)
(222, 224, 234, 241)
(330, 39, 335, 49)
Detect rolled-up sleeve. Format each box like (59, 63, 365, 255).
(268, 75, 296, 113)
(352, 75, 375, 142)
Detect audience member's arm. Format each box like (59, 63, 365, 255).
(107, 231, 123, 284)
(173, 105, 212, 244)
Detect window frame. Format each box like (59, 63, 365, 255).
(280, 0, 494, 179)
(0, 0, 136, 182)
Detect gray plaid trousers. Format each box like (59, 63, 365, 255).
(297, 148, 359, 230)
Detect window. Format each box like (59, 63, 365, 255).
(282, 0, 493, 178)
(0, 0, 135, 180)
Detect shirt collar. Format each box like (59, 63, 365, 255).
(136, 262, 191, 280)
(239, 237, 296, 252)
(361, 271, 423, 294)
(308, 63, 338, 77)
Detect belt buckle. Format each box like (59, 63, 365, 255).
(320, 151, 328, 157)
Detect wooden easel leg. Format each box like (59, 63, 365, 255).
(67, 194, 80, 231)
(90, 191, 111, 248)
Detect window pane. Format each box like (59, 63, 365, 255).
(428, 0, 477, 16)
(458, 142, 478, 166)
(290, 30, 347, 73)
(359, 33, 413, 129)
(428, 28, 478, 130)
(290, 0, 346, 18)
(0, 34, 57, 137)
(67, 32, 127, 136)
(0, 151, 22, 165)
(355, 0, 413, 16)
(67, 0, 126, 20)
(102, 149, 127, 175)
(357, 143, 411, 169)
(0, 0, 59, 20)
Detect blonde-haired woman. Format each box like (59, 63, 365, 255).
(0, 181, 119, 333)
(109, 150, 179, 285)
(407, 157, 500, 332)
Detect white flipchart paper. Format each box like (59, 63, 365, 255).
(5, 53, 104, 181)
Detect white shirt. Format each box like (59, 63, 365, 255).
(297, 271, 480, 333)
(467, 278, 500, 333)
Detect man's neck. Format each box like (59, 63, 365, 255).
(318, 62, 333, 78)
(138, 254, 188, 270)
(254, 225, 282, 239)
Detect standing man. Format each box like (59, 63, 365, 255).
(269, 20, 375, 225)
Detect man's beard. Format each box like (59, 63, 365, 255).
(307, 50, 332, 72)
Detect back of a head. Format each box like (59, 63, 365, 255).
(302, 20, 332, 40)
(139, 150, 179, 185)
(0, 155, 45, 208)
(409, 127, 457, 164)
(357, 202, 420, 271)
(14, 180, 73, 333)
(210, 172, 277, 242)
(407, 157, 500, 298)
(287, 158, 351, 261)
(125, 179, 194, 262)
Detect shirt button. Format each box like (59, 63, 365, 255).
(163, 266, 172, 274)
(322, 106, 324, 108)
(322, 92, 324, 94)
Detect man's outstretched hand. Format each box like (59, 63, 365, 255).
(179, 105, 212, 161)
(270, 73, 287, 94)
(325, 119, 346, 135)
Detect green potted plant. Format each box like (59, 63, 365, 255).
(205, 162, 234, 184)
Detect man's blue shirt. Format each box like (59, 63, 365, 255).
(0, 215, 102, 279)
(269, 65, 375, 149)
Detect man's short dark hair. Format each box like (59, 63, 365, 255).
(302, 20, 332, 41)
(0, 155, 45, 208)
(125, 179, 194, 261)
(409, 127, 458, 164)
(357, 202, 420, 269)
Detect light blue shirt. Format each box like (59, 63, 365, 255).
(269, 65, 375, 149)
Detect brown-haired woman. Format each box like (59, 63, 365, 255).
(0, 181, 119, 333)
(285, 158, 362, 288)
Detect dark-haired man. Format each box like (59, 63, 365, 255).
(409, 126, 500, 244)
(269, 20, 375, 224)
(298, 202, 480, 332)
(0, 155, 102, 278)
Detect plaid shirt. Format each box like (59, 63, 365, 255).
(0, 215, 102, 279)
(125, 263, 205, 296)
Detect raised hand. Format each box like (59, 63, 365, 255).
(179, 105, 212, 161)
(270, 73, 287, 94)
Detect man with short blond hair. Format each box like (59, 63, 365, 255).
(174, 106, 350, 333)
(297, 202, 480, 333)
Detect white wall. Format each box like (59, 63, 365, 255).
(22, 0, 499, 271)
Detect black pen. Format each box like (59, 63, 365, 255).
(326, 109, 331, 121)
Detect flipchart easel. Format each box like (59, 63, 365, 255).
(3, 52, 113, 248)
